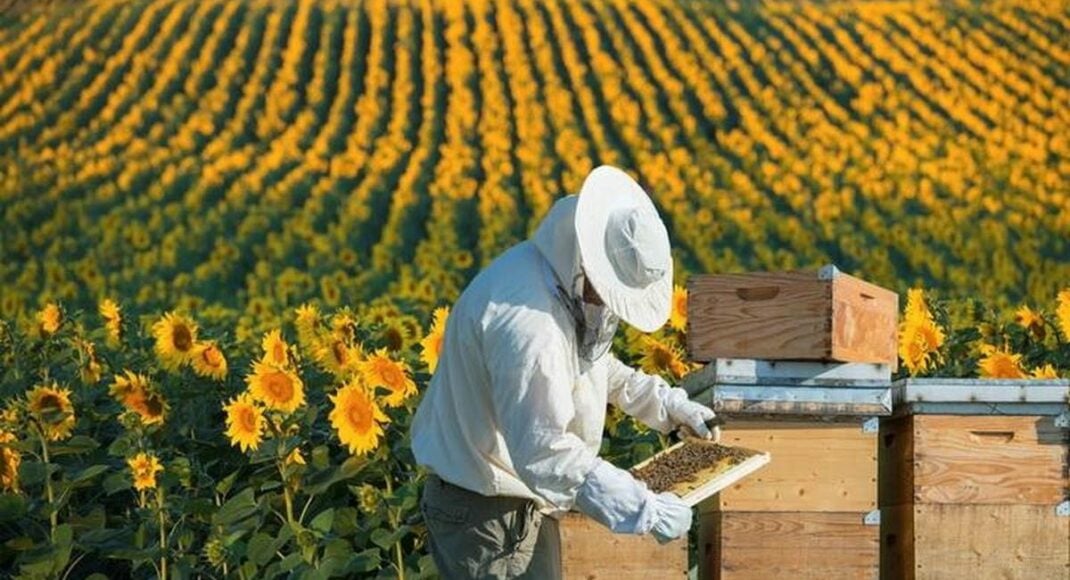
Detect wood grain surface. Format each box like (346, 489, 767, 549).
(704, 420, 878, 512)
(557, 512, 687, 579)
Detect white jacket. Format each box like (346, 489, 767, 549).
(411, 195, 692, 528)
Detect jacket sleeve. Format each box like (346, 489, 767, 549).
(483, 305, 599, 509)
(605, 353, 679, 434)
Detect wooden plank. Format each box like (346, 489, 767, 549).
(688, 271, 831, 362)
(831, 274, 899, 371)
(912, 415, 1068, 505)
(910, 504, 1070, 580)
(707, 421, 877, 512)
(878, 416, 914, 508)
(879, 504, 913, 580)
(557, 512, 687, 579)
(711, 511, 879, 580)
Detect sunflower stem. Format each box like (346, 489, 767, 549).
(384, 474, 405, 580)
(35, 424, 57, 539)
(156, 488, 168, 580)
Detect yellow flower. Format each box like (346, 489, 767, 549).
(285, 448, 306, 467)
(78, 339, 103, 384)
(152, 312, 199, 371)
(355, 484, 379, 514)
(637, 336, 689, 380)
(99, 298, 122, 345)
(246, 361, 305, 413)
(329, 380, 388, 456)
(0, 431, 21, 493)
(295, 303, 322, 350)
(27, 383, 75, 441)
(1056, 289, 1070, 340)
(1013, 305, 1046, 340)
(38, 302, 62, 336)
(378, 317, 415, 353)
(420, 307, 449, 374)
(314, 337, 362, 378)
(191, 341, 228, 380)
(260, 329, 290, 367)
(127, 452, 164, 491)
(109, 370, 167, 426)
(224, 393, 264, 452)
(669, 285, 687, 332)
(898, 289, 945, 375)
(360, 348, 417, 407)
(1030, 364, 1059, 379)
(977, 345, 1026, 379)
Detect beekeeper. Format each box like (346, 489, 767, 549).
(411, 165, 718, 579)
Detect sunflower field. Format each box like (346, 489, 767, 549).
(0, 0, 1068, 577)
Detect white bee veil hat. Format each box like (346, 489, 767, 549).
(574, 165, 673, 332)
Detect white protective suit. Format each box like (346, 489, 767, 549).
(411, 194, 709, 536)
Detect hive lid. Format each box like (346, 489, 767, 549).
(630, 440, 771, 507)
(681, 358, 892, 395)
(892, 378, 1070, 416)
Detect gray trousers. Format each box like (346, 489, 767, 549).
(420, 474, 562, 579)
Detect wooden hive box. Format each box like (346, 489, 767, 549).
(687, 264, 898, 370)
(879, 379, 1070, 580)
(556, 512, 687, 579)
(697, 420, 881, 580)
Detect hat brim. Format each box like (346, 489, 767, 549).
(574, 166, 672, 333)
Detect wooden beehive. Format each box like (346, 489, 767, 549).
(697, 420, 881, 580)
(556, 512, 687, 579)
(687, 265, 898, 370)
(879, 379, 1070, 580)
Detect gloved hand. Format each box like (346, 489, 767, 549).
(650, 492, 692, 544)
(664, 388, 719, 441)
(574, 459, 659, 535)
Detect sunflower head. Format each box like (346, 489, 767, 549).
(38, 302, 63, 336)
(669, 285, 688, 332)
(191, 341, 228, 380)
(27, 383, 76, 441)
(294, 303, 322, 350)
(1014, 305, 1046, 340)
(898, 317, 945, 376)
(224, 393, 265, 453)
(1030, 363, 1059, 379)
(0, 431, 21, 493)
(978, 345, 1026, 379)
(246, 361, 305, 414)
(638, 337, 689, 380)
(261, 329, 290, 367)
(328, 380, 388, 456)
(1056, 289, 1070, 340)
(420, 307, 449, 374)
(360, 348, 416, 407)
(127, 452, 164, 491)
(99, 298, 123, 344)
(152, 312, 199, 371)
(110, 370, 167, 426)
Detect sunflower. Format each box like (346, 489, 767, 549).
(0, 431, 21, 493)
(260, 329, 290, 367)
(38, 302, 62, 336)
(669, 285, 688, 332)
(190, 341, 228, 380)
(152, 311, 199, 371)
(78, 339, 103, 384)
(360, 348, 417, 407)
(977, 344, 1026, 379)
(27, 383, 75, 441)
(638, 336, 690, 380)
(246, 360, 305, 413)
(223, 393, 264, 452)
(420, 307, 449, 374)
(328, 380, 388, 456)
(127, 452, 164, 491)
(1056, 289, 1070, 340)
(109, 370, 167, 426)
(355, 484, 379, 514)
(1030, 363, 1059, 379)
(1014, 305, 1046, 340)
(378, 316, 416, 353)
(897, 289, 945, 376)
(314, 337, 362, 377)
(99, 298, 122, 345)
(294, 303, 322, 351)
